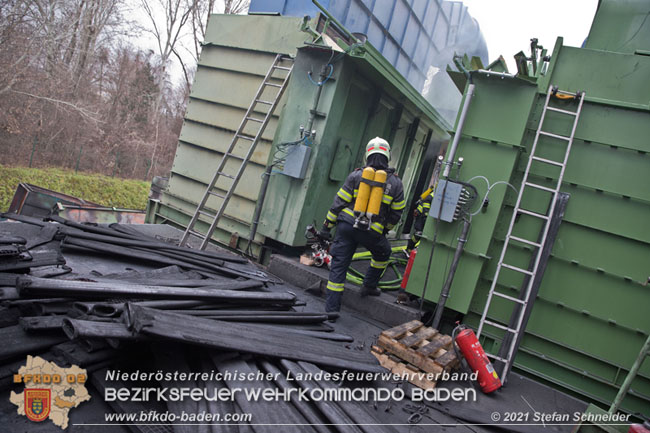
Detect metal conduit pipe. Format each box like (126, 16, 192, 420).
(430, 218, 471, 330)
(476, 69, 517, 79)
(443, 83, 475, 177)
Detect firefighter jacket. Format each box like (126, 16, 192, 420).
(415, 193, 433, 216)
(325, 167, 406, 234)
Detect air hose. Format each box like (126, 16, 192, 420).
(345, 246, 408, 290)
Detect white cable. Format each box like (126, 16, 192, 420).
(466, 177, 519, 217)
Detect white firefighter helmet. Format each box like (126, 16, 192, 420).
(365, 137, 391, 162)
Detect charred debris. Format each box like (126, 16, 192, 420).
(0, 213, 397, 432)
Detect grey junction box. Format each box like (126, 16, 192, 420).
(282, 144, 312, 179)
(429, 180, 463, 222)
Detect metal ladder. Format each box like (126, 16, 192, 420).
(477, 85, 585, 379)
(608, 334, 650, 415)
(179, 54, 294, 249)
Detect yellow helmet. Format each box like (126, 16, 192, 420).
(365, 137, 390, 161)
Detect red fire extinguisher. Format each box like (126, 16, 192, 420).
(454, 324, 502, 393)
(400, 249, 417, 290)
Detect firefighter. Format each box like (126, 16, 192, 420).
(405, 190, 433, 255)
(318, 137, 406, 314)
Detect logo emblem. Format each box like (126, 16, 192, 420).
(25, 389, 51, 422)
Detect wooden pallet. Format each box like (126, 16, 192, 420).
(371, 320, 458, 389)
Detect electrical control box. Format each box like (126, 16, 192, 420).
(282, 144, 311, 179)
(429, 180, 463, 222)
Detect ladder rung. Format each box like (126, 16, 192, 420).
(208, 191, 225, 199)
(217, 172, 235, 179)
(483, 320, 517, 333)
(198, 209, 215, 218)
(245, 117, 264, 123)
(264, 82, 283, 88)
(525, 182, 556, 193)
(501, 263, 534, 276)
(539, 131, 571, 141)
(509, 235, 541, 248)
(188, 229, 205, 238)
(236, 134, 255, 141)
(485, 353, 508, 363)
(225, 153, 244, 160)
(273, 66, 292, 71)
(546, 106, 578, 116)
(531, 156, 564, 167)
(255, 99, 274, 105)
(493, 291, 527, 305)
(517, 208, 550, 220)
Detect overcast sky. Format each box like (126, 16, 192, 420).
(461, 0, 600, 71)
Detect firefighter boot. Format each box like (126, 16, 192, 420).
(360, 285, 381, 297)
(325, 289, 343, 317)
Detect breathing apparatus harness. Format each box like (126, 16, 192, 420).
(352, 167, 389, 231)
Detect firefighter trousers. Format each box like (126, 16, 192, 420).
(325, 220, 392, 312)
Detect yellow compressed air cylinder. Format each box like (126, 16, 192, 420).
(366, 170, 387, 216)
(420, 187, 433, 200)
(354, 167, 375, 213)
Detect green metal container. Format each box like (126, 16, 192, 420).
(149, 13, 450, 257)
(406, 0, 650, 415)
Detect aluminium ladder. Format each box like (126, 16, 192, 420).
(179, 54, 294, 249)
(477, 85, 585, 380)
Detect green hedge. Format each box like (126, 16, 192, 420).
(0, 165, 150, 212)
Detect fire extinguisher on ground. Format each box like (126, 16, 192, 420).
(453, 323, 502, 394)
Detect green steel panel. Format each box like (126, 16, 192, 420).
(532, 102, 650, 153)
(465, 314, 650, 415)
(541, 46, 650, 110)
(405, 137, 520, 313)
(549, 223, 649, 282)
(585, 0, 650, 55)
(191, 67, 287, 114)
(329, 139, 355, 182)
(198, 46, 280, 76)
(184, 97, 279, 143)
(165, 174, 258, 222)
(477, 252, 649, 333)
(507, 181, 650, 244)
(152, 199, 265, 256)
(203, 14, 308, 55)
(514, 350, 650, 417)
(178, 122, 272, 166)
(458, 75, 537, 146)
(485, 216, 650, 284)
(326, 80, 374, 183)
(406, 240, 486, 314)
(170, 143, 265, 201)
(524, 138, 650, 203)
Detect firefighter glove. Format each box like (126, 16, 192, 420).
(318, 224, 332, 241)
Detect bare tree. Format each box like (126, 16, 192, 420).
(222, 0, 249, 14)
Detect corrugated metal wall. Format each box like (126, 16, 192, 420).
(150, 15, 307, 252)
